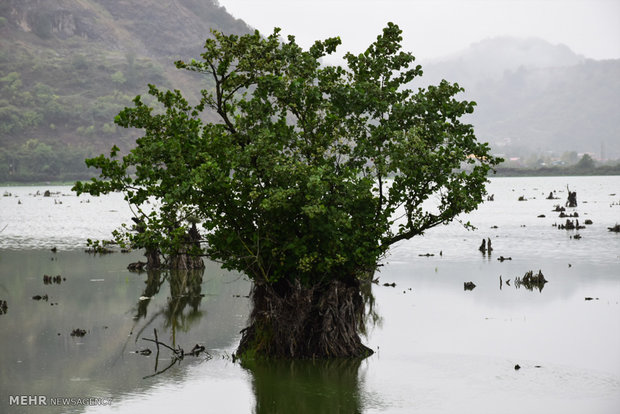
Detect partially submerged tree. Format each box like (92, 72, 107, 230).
(73, 23, 501, 359)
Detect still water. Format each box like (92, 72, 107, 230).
(1, 176, 619, 413)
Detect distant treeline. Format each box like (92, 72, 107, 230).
(494, 163, 620, 177)
(0, 139, 95, 183)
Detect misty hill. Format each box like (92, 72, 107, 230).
(0, 0, 251, 181)
(2, 9, 619, 182)
(420, 37, 620, 160)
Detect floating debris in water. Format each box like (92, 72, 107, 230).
(190, 344, 206, 356)
(514, 364, 521, 370)
(70, 328, 87, 337)
(43, 274, 63, 284)
(127, 261, 147, 272)
(464, 281, 476, 291)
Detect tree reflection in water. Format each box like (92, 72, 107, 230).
(128, 268, 378, 399)
(133, 269, 205, 347)
(244, 358, 365, 414)
(242, 280, 379, 413)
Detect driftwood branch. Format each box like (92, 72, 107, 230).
(143, 336, 176, 353)
(139, 329, 211, 379)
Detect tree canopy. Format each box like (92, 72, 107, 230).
(74, 23, 500, 286)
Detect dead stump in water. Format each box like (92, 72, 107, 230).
(478, 238, 492, 255)
(515, 270, 548, 292)
(464, 282, 476, 291)
(566, 186, 577, 208)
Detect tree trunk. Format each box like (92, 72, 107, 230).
(145, 247, 162, 270)
(236, 277, 374, 359)
(168, 223, 204, 270)
(168, 251, 205, 270)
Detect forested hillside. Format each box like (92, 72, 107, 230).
(1, 6, 618, 182)
(0, 0, 250, 182)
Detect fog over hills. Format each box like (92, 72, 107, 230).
(0, 2, 618, 181)
(420, 37, 620, 160)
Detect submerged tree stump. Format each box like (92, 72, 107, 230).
(514, 270, 548, 292)
(478, 238, 492, 255)
(566, 186, 577, 207)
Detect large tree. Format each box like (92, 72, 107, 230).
(73, 23, 501, 359)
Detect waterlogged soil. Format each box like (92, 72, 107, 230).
(1, 176, 619, 413)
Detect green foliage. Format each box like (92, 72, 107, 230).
(74, 24, 500, 285)
(0, 139, 94, 182)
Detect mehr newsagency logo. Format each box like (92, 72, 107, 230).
(9, 395, 112, 407)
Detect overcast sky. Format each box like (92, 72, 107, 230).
(217, 0, 620, 62)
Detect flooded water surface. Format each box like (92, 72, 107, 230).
(1, 176, 619, 413)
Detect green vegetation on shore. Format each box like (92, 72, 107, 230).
(494, 166, 620, 177)
(494, 157, 620, 177)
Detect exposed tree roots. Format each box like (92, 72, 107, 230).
(237, 277, 374, 359)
